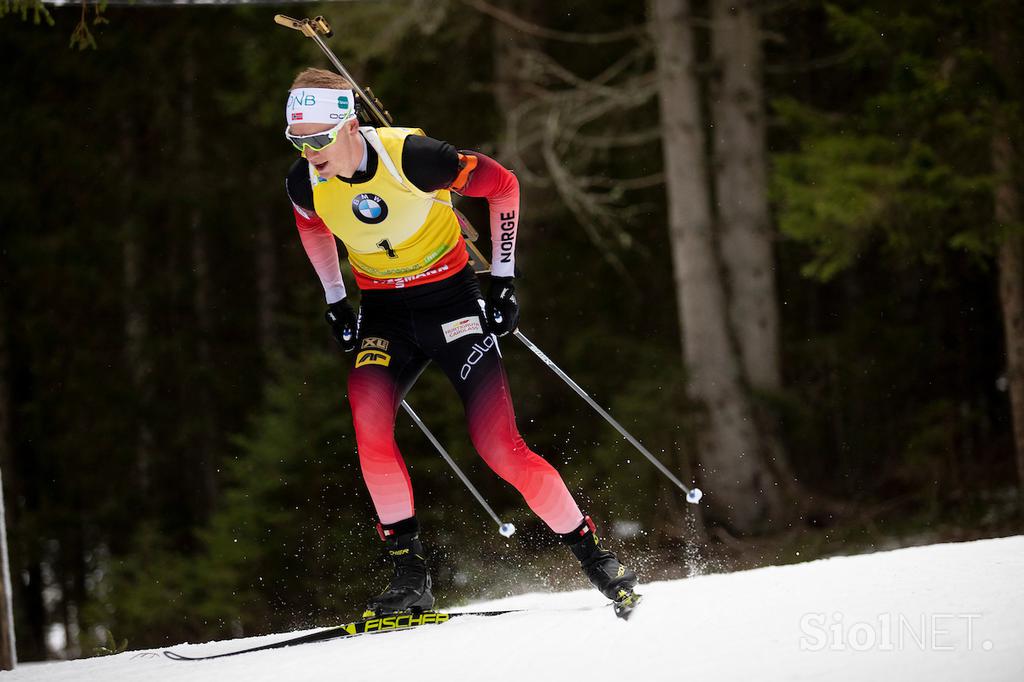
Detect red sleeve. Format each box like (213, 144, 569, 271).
(454, 152, 519, 278)
(293, 205, 347, 303)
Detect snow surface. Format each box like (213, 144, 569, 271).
(8, 535, 1023, 681)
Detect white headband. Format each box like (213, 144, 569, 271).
(285, 88, 356, 125)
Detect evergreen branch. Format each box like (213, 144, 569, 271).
(0, 0, 55, 25)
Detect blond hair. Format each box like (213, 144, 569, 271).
(290, 67, 354, 91)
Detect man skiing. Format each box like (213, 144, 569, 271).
(283, 67, 638, 616)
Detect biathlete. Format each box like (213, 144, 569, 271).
(283, 67, 638, 615)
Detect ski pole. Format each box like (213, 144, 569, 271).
(511, 330, 703, 504)
(400, 401, 516, 537)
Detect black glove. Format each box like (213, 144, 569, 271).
(485, 276, 519, 336)
(325, 298, 358, 352)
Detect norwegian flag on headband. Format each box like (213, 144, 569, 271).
(291, 112, 303, 121)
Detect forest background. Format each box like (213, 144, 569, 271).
(2, 0, 1023, 661)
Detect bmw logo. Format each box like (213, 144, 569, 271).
(352, 193, 388, 224)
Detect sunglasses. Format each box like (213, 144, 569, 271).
(284, 117, 351, 154)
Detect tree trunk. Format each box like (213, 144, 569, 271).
(649, 0, 785, 533)
(708, 0, 780, 391)
(0, 291, 44, 661)
(991, 3, 1024, 510)
(492, 0, 537, 162)
(182, 40, 218, 518)
(709, 0, 803, 497)
(254, 208, 279, 356)
(120, 112, 155, 503)
(996, 207, 1024, 511)
(0, 301, 16, 670)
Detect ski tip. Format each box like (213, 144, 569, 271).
(163, 650, 193, 661)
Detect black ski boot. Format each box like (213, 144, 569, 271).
(363, 517, 435, 617)
(561, 516, 641, 619)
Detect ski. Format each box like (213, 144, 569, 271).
(162, 610, 518, 661)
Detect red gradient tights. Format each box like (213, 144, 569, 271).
(346, 267, 584, 535)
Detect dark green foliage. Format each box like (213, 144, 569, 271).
(0, 0, 53, 26)
(772, 2, 1001, 281)
(770, 0, 1021, 503)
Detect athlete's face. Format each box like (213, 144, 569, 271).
(291, 118, 363, 178)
